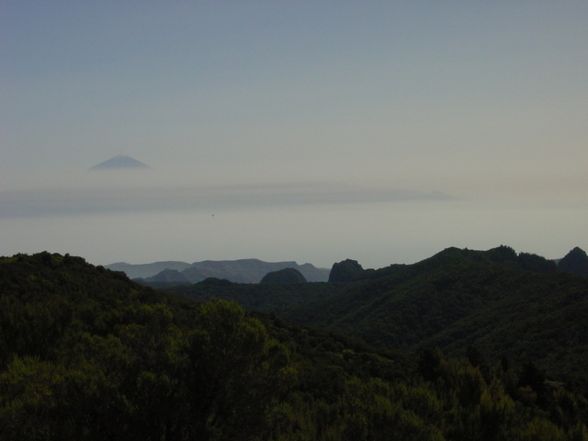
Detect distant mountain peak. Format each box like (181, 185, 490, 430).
(90, 155, 148, 171)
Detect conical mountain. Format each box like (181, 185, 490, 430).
(90, 155, 148, 171)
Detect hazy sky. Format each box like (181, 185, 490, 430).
(1, 1, 587, 267)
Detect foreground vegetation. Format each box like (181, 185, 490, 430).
(1, 252, 587, 440)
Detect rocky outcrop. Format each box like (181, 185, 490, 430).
(261, 268, 307, 285)
(328, 259, 365, 283)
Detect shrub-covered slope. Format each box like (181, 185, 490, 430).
(2, 252, 588, 440)
(177, 246, 588, 386)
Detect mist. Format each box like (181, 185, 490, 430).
(0, 163, 585, 268)
(2, 1, 587, 266)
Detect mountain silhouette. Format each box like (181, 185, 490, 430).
(109, 259, 330, 284)
(328, 259, 365, 282)
(558, 246, 588, 277)
(260, 268, 307, 284)
(90, 155, 148, 171)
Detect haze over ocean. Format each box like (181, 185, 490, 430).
(2, 1, 587, 266)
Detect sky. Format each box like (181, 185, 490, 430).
(1, 1, 587, 268)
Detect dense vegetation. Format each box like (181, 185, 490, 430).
(176, 246, 588, 389)
(173, 277, 339, 315)
(328, 259, 365, 283)
(559, 247, 588, 278)
(1, 252, 587, 440)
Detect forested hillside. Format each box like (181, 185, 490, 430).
(173, 277, 339, 314)
(176, 246, 588, 387)
(2, 252, 588, 440)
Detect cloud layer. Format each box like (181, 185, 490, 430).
(0, 183, 452, 219)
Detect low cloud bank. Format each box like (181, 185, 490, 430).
(0, 183, 453, 219)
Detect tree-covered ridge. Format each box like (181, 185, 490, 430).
(1, 252, 587, 440)
(328, 259, 365, 283)
(173, 277, 339, 315)
(177, 246, 588, 388)
(559, 247, 588, 277)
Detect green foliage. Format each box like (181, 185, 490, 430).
(0, 252, 587, 440)
(176, 247, 588, 388)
